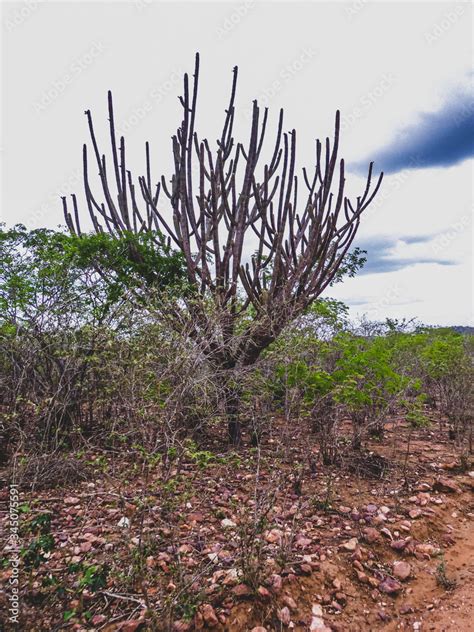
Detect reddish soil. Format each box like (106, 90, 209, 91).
(1, 417, 473, 631)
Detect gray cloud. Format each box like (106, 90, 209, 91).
(356, 234, 458, 275)
(350, 82, 474, 174)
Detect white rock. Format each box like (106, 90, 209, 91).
(117, 516, 130, 528)
(221, 518, 237, 528)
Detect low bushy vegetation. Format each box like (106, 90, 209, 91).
(1, 225, 472, 474)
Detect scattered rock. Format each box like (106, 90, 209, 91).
(64, 496, 80, 505)
(299, 563, 312, 574)
(201, 604, 218, 627)
(295, 535, 312, 549)
(356, 570, 369, 584)
(310, 604, 332, 631)
(433, 477, 461, 494)
(79, 541, 92, 553)
(92, 615, 107, 625)
(332, 578, 342, 591)
(415, 543, 441, 558)
(265, 529, 283, 544)
(362, 527, 380, 543)
(399, 604, 414, 615)
(378, 577, 403, 594)
(232, 583, 252, 598)
(270, 573, 283, 592)
(277, 606, 291, 625)
(220, 518, 237, 529)
(257, 586, 271, 601)
(393, 561, 411, 581)
(391, 538, 410, 551)
(341, 537, 358, 551)
(409, 509, 423, 519)
(282, 595, 298, 611)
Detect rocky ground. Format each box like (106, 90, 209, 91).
(1, 417, 473, 631)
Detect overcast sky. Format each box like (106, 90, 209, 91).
(2, 1, 473, 326)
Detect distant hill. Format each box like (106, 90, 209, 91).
(449, 325, 474, 335)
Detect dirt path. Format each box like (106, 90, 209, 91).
(415, 517, 474, 632)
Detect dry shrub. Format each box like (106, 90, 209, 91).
(12, 453, 92, 491)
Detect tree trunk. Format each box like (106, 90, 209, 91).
(225, 386, 241, 445)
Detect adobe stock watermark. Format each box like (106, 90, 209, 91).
(344, 0, 371, 22)
(366, 283, 401, 321)
(241, 47, 317, 120)
(7, 479, 21, 624)
(117, 67, 183, 135)
(3, 0, 43, 33)
(133, 0, 153, 13)
(33, 41, 106, 114)
(431, 214, 471, 255)
(424, 3, 467, 45)
(363, 156, 423, 225)
(341, 72, 395, 133)
(217, 0, 256, 39)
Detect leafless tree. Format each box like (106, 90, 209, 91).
(63, 53, 383, 443)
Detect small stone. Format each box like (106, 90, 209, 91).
(433, 477, 461, 494)
(378, 577, 403, 594)
(232, 583, 252, 597)
(409, 509, 423, 519)
(270, 573, 283, 592)
(415, 543, 440, 558)
(201, 604, 218, 627)
(92, 615, 107, 625)
(250, 628, 268, 632)
(363, 527, 380, 543)
(391, 538, 410, 551)
(393, 561, 411, 581)
(221, 518, 237, 529)
(282, 595, 298, 611)
(341, 537, 358, 551)
(277, 606, 291, 625)
(65, 496, 80, 505)
(257, 586, 271, 601)
(332, 578, 342, 590)
(295, 535, 312, 549)
(265, 529, 283, 543)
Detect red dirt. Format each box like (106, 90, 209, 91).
(1, 418, 473, 631)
